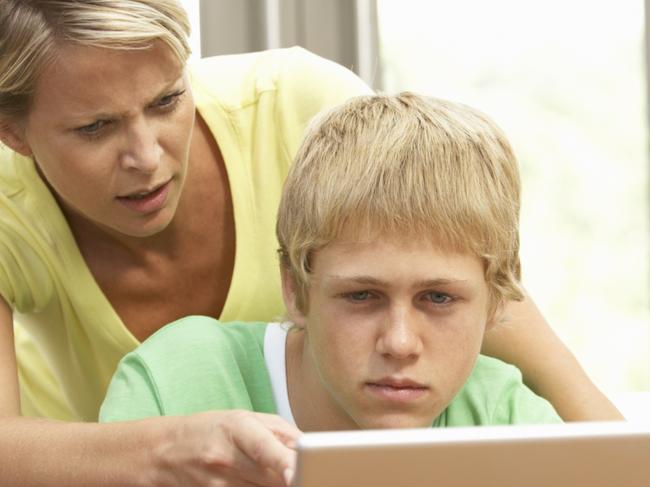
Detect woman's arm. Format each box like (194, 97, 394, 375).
(0, 413, 298, 487)
(0, 297, 298, 487)
(0, 295, 19, 417)
(482, 290, 623, 421)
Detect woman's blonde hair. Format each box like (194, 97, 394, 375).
(277, 92, 524, 317)
(0, 0, 191, 120)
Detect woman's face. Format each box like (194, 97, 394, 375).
(13, 41, 195, 238)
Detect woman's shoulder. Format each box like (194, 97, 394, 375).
(189, 47, 370, 109)
(0, 145, 33, 196)
(189, 46, 338, 87)
(0, 147, 57, 312)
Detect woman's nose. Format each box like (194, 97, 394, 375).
(120, 118, 162, 172)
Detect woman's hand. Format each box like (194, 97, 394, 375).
(0, 409, 300, 487)
(153, 410, 301, 487)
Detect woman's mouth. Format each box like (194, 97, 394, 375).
(116, 180, 172, 214)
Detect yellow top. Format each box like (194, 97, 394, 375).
(0, 47, 371, 421)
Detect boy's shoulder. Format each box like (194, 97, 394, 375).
(101, 318, 274, 420)
(437, 355, 562, 427)
(129, 317, 270, 395)
(134, 316, 268, 361)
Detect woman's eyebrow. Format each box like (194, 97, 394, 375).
(62, 75, 185, 123)
(145, 74, 186, 104)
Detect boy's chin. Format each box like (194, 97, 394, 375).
(354, 412, 438, 430)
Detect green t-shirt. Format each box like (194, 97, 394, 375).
(99, 317, 561, 426)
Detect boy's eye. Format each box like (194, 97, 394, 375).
(346, 291, 372, 301)
(424, 292, 452, 305)
(77, 119, 109, 135)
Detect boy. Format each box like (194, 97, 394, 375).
(100, 92, 560, 480)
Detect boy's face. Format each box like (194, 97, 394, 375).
(288, 236, 494, 430)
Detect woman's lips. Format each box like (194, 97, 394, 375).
(116, 180, 171, 214)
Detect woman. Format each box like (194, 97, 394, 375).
(0, 1, 621, 485)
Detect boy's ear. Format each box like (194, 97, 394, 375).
(485, 299, 505, 331)
(0, 122, 32, 156)
(280, 265, 307, 327)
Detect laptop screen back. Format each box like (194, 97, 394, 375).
(294, 422, 650, 487)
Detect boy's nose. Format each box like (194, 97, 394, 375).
(376, 309, 423, 359)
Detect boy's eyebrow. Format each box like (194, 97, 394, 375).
(325, 275, 468, 287)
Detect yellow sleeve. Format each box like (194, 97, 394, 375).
(0, 149, 54, 312)
(274, 46, 374, 166)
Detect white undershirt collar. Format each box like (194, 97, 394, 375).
(263, 322, 296, 425)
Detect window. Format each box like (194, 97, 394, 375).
(378, 0, 649, 396)
(179, 0, 202, 60)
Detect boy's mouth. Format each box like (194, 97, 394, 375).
(365, 378, 429, 403)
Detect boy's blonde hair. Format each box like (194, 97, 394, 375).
(277, 92, 524, 317)
(0, 0, 190, 120)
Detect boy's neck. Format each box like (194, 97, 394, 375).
(285, 329, 359, 432)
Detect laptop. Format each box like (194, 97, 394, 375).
(293, 421, 650, 487)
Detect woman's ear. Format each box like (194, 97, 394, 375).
(280, 265, 307, 327)
(0, 122, 32, 156)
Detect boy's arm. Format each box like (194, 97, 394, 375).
(100, 343, 301, 486)
(99, 351, 164, 422)
(482, 290, 623, 421)
(492, 372, 562, 425)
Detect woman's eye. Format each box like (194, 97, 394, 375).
(155, 90, 185, 109)
(157, 95, 175, 106)
(425, 292, 452, 305)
